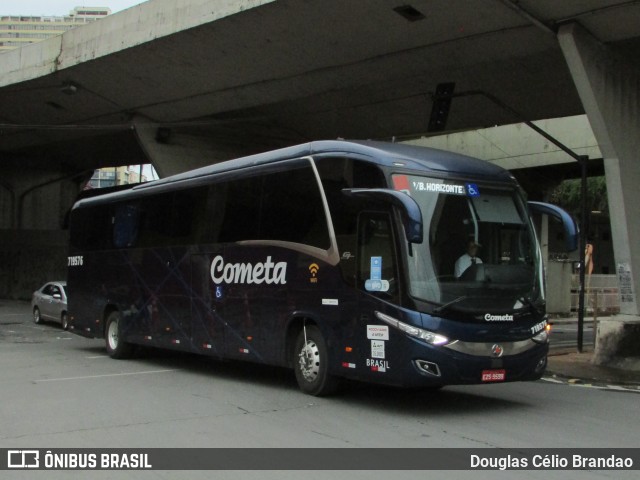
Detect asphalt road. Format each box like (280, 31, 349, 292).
(1, 301, 638, 480)
(549, 320, 596, 350)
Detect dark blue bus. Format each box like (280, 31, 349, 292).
(67, 140, 577, 395)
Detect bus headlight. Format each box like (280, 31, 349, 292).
(532, 329, 549, 344)
(375, 311, 450, 346)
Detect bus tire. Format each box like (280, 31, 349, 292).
(293, 325, 338, 396)
(105, 311, 134, 359)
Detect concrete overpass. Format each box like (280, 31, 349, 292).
(1, 0, 640, 364)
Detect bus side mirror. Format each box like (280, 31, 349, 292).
(528, 201, 578, 252)
(342, 188, 423, 244)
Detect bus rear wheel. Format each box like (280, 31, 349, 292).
(105, 311, 134, 359)
(293, 325, 338, 396)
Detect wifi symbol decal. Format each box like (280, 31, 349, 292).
(309, 263, 319, 283)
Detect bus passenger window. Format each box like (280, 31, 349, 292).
(357, 213, 398, 299)
(70, 205, 111, 250)
(113, 204, 140, 248)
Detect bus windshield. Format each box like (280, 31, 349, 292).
(393, 174, 543, 316)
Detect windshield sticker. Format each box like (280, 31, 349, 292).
(371, 257, 382, 280)
(466, 183, 480, 197)
(411, 181, 465, 195)
(365, 256, 389, 292)
(393, 175, 468, 196)
(392, 175, 411, 194)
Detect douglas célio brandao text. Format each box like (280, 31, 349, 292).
(470, 453, 634, 470)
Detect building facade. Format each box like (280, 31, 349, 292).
(0, 7, 110, 53)
(88, 166, 148, 189)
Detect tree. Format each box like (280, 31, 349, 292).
(549, 176, 609, 218)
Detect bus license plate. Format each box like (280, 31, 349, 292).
(481, 369, 506, 382)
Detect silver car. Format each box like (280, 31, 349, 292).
(31, 281, 69, 330)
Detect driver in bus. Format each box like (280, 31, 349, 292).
(454, 240, 482, 278)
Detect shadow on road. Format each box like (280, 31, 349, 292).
(66, 343, 530, 414)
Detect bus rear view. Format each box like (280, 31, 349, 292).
(67, 140, 577, 395)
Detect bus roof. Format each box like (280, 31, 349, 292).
(75, 140, 515, 206)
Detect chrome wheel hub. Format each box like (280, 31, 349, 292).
(298, 340, 320, 382)
(108, 321, 119, 349)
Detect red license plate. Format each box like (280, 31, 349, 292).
(481, 369, 506, 382)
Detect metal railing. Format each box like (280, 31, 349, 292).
(570, 274, 620, 314)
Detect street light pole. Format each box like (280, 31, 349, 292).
(577, 155, 588, 352)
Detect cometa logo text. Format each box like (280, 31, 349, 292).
(484, 313, 514, 322)
(210, 255, 287, 285)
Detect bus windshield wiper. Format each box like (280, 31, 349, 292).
(433, 296, 467, 315)
(519, 296, 543, 315)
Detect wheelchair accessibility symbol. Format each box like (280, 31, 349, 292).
(466, 183, 480, 197)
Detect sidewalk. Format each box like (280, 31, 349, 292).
(547, 348, 640, 388)
(547, 314, 640, 388)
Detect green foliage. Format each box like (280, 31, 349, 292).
(549, 176, 609, 217)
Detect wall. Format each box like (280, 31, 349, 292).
(0, 229, 69, 300)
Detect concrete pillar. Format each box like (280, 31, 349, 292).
(0, 162, 86, 299)
(558, 23, 640, 365)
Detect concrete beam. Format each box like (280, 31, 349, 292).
(558, 23, 640, 364)
(132, 116, 291, 177)
(0, 0, 275, 88)
(402, 115, 601, 170)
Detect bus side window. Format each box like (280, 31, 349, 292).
(216, 161, 330, 247)
(113, 203, 140, 248)
(315, 157, 386, 287)
(357, 212, 398, 299)
(70, 205, 111, 251)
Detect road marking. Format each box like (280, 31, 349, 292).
(34, 369, 177, 383)
(605, 385, 640, 393)
(542, 376, 640, 393)
(541, 377, 564, 384)
(86, 355, 109, 359)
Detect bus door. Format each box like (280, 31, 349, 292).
(356, 211, 402, 377)
(190, 253, 225, 358)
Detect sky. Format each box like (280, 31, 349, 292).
(0, 0, 148, 16)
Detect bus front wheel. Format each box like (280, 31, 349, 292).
(105, 311, 134, 359)
(293, 325, 338, 396)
